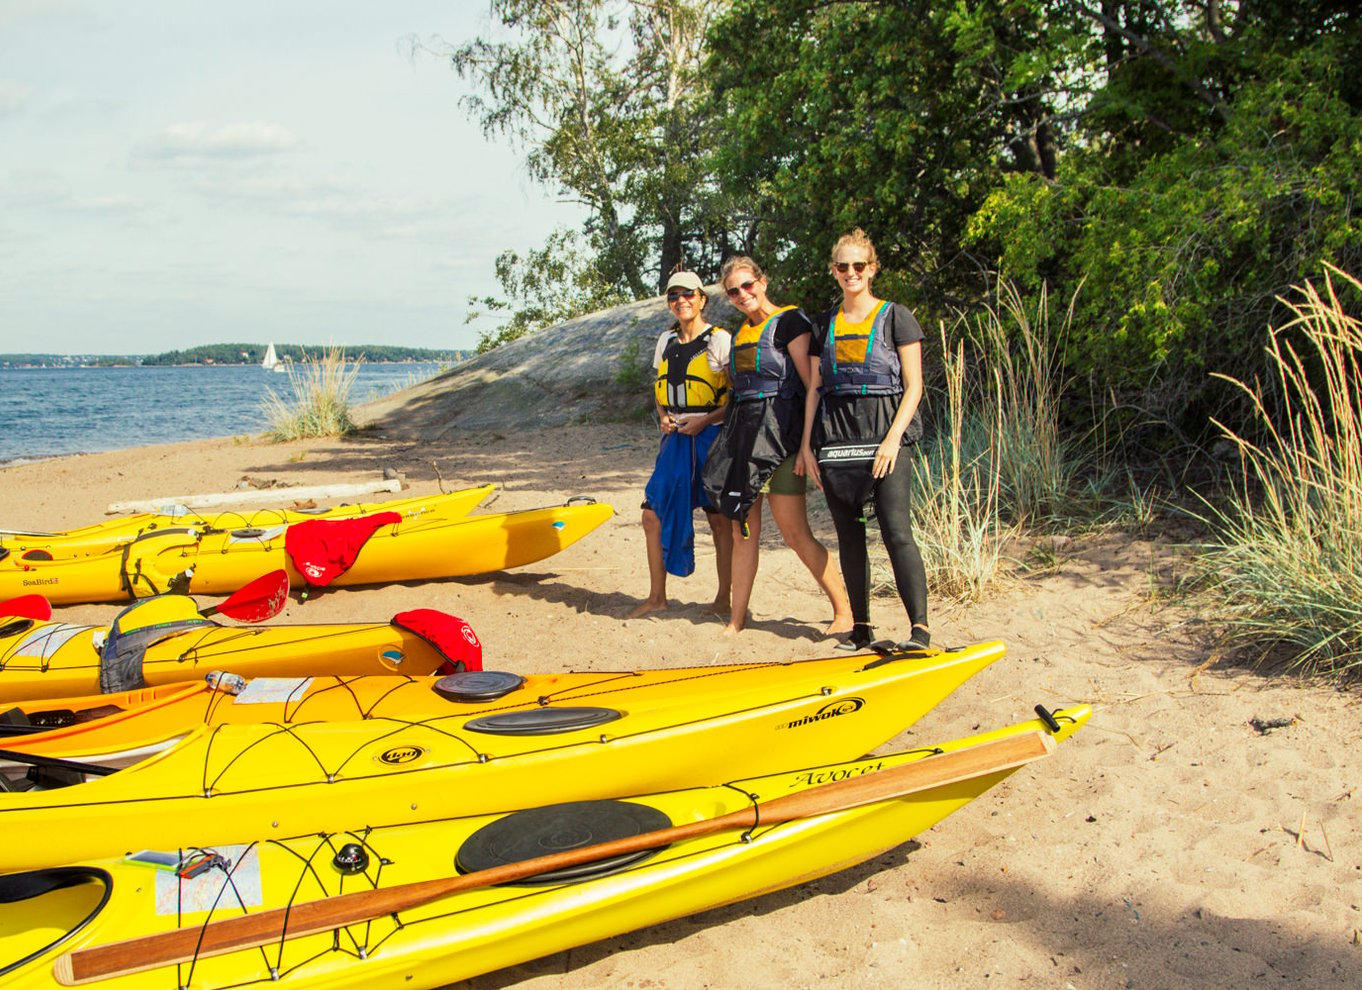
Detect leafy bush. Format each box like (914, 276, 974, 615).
(968, 42, 1362, 433)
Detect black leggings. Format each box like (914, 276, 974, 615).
(824, 458, 928, 630)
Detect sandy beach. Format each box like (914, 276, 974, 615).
(2, 422, 1358, 988)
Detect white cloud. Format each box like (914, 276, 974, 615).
(0, 0, 91, 32)
(132, 122, 304, 166)
(0, 80, 35, 116)
(0, 173, 149, 218)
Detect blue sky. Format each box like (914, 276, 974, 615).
(0, 1, 584, 354)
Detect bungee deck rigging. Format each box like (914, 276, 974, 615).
(0, 706, 1090, 990)
(0, 641, 1008, 872)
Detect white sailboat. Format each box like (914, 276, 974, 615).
(261, 342, 287, 372)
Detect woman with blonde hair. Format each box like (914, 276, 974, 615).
(801, 228, 929, 651)
(702, 255, 852, 637)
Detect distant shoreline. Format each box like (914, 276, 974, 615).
(0, 359, 455, 370)
(0, 363, 443, 465)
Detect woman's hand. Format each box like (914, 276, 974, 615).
(676, 415, 707, 437)
(659, 412, 677, 434)
(798, 444, 823, 489)
(872, 436, 900, 479)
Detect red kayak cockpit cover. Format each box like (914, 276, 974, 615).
(392, 609, 483, 672)
(283, 512, 402, 586)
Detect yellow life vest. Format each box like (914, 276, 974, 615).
(654, 328, 728, 412)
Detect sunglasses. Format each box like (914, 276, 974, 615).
(834, 261, 869, 274)
(724, 279, 759, 299)
(666, 288, 698, 302)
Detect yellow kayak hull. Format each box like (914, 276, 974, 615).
(0, 707, 1090, 990)
(0, 608, 465, 703)
(0, 642, 1007, 871)
(0, 501, 614, 605)
(0, 486, 494, 559)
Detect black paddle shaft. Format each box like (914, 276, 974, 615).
(0, 748, 118, 777)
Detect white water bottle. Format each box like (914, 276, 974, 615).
(206, 670, 247, 695)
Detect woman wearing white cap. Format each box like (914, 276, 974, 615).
(628, 271, 734, 617)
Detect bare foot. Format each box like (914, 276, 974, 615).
(627, 599, 669, 619)
(721, 612, 748, 635)
(705, 597, 731, 617)
(823, 616, 855, 637)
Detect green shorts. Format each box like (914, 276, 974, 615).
(760, 454, 808, 496)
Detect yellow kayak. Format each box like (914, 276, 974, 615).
(0, 486, 494, 560)
(0, 706, 1090, 990)
(0, 641, 1007, 871)
(0, 595, 477, 703)
(0, 499, 614, 605)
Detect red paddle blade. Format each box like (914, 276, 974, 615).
(207, 570, 290, 623)
(0, 593, 53, 622)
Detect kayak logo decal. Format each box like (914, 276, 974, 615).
(792, 760, 885, 788)
(778, 697, 865, 730)
(376, 745, 425, 765)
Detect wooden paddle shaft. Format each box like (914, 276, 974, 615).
(55, 731, 1052, 985)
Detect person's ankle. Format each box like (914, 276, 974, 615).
(901, 624, 930, 649)
(835, 622, 873, 650)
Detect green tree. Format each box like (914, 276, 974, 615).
(465, 228, 626, 352)
(969, 2, 1362, 430)
(705, 0, 1085, 315)
(445, 0, 732, 314)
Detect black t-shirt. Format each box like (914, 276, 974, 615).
(754, 307, 813, 353)
(809, 300, 925, 449)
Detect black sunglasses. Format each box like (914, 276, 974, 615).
(834, 261, 869, 274)
(666, 288, 698, 302)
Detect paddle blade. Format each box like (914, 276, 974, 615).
(0, 593, 53, 622)
(205, 570, 290, 623)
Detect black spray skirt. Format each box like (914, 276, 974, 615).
(700, 396, 803, 526)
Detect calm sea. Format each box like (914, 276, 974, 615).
(0, 364, 443, 465)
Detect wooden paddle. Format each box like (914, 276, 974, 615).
(0, 593, 53, 622)
(199, 569, 290, 623)
(53, 730, 1054, 985)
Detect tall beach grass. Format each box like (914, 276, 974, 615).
(968, 280, 1081, 526)
(1195, 265, 1362, 675)
(899, 330, 1017, 603)
(874, 280, 1086, 605)
(262, 345, 362, 441)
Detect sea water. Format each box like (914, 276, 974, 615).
(0, 364, 443, 465)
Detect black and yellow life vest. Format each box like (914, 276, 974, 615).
(820, 301, 902, 396)
(730, 306, 800, 402)
(654, 328, 728, 412)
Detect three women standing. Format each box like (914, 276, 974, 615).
(801, 229, 929, 650)
(632, 235, 928, 648)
